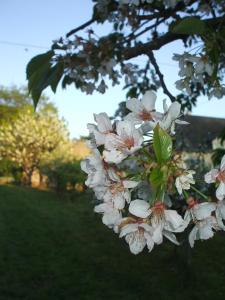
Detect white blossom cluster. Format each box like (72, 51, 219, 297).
(81, 90, 225, 255)
(173, 52, 225, 99)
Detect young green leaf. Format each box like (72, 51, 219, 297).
(149, 168, 165, 188)
(172, 17, 206, 35)
(153, 124, 172, 163)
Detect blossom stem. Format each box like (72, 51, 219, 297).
(190, 185, 208, 200)
(183, 190, 189, 200)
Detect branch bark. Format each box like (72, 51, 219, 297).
(148, 51, 176, 102)
(66, 18, 95, 38)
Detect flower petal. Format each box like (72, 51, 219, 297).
(103, 149, 127, 164)
(204, 169, 219, 183)
(193, 202, 216, 220)
(220, 155, 225, 171)
(164, 210, 184, 232)
(94, 112, 112, 133)
(216, 182, 225, 201)
(189, 226, 198, 248)
(129, 199, 150, 218)
(141, 90, 157, 112)
(126, 98, 142, 113)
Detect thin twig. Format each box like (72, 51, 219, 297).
(148, 51, 176, 102)
(66, 18, 95, 38)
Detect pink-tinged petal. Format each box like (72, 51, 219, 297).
(123, 180, 139, 189)
(163, 231, 180, 245)
(204, 169, 219, 183)
(189, 226, 198, 248)
(141, 90, 157, 112)
(216, 182, 225, 201)
(119, 223, 138, 238)
(94, 112, 112, 133)
(220, 155, 225, 171)
(126, 98, 142, 114)
(104, 133, 122, 150)
(129, 199, 150, 218)
(164, 210, 184, 232)
(116, 120, 134, 139)
(132, 128, 144, 147)
(124, 112, 142, 124)
(103, 149, 126, 164)
(193, 202, 216, 220)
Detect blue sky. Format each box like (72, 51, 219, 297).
(0, 0, 224, 138)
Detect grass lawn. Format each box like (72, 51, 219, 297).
(0, 185, 225, 300)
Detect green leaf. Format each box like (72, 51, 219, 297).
(153, 124, 172, 163)
(172, 17, 206, 35)
(26, 51, 64, 108)
(149, 168, 165, 188)
(49, 63, 64, 93)
(26, 51, 54, 79)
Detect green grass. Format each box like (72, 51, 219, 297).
(0, 185, 225, 300)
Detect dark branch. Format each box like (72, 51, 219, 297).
(66, 18, 95, 38)
(124, 32, 188, 60)
(148, 51, 176, 102)
(123, 15, 225, 60)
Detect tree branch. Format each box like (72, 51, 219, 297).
(124, 32, 188, 60)
(66, 18, 95, 38)
(148, 51, 176, 102)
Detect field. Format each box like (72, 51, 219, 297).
(0, 185, 224, 300)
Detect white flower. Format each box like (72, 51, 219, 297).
(119, 221, 154, 255)
(155, 101, 188, 135)
(175, 170, 195, 195)
(189, 216, 218, 248)
(87, 112, 113, 146)
(183, 200, 217, 247)
(125, 90, 162, 125)
(129, 200, 184, 245)
(94, 202, 122, 229)
(80, 149, 107, 188)
(103, 170, 138, 209)
(189, 56, 213, 76)
(129, 199, 150, 218)
(103, 120, 143, 163)
(215, 200, 225, 230)
(209, 86, 225, 99)
(205, 155, 225, 200)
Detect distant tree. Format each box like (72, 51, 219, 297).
(26, 0, 225, 111)
(0, 109, 68, 185)
(0, 85, 57, 124)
